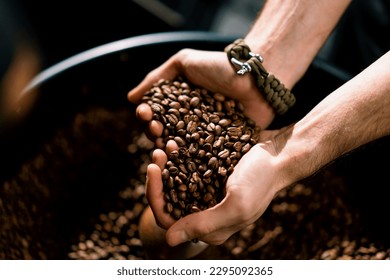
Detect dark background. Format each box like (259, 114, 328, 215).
(1, 0, 390, 259)
(6, 0, 390, 75)
(7, 0, 390, 221)
(15, 0, 262, 69)
(16, 0, 390, 240)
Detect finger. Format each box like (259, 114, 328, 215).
(149, 120, 164, 138)
(146, 163, 176, 229)
(136, 103, 153, 122)
(152, 148, 167, 170)
(155, 137, 165, 149)
(165, 191, 247, 246)
(127, 76, 157, 104)
(165, 139, 179, 155)
(127, 58, 182, 103)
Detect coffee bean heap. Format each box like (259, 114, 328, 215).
(4, 100, 390, 260)
(141, 78, 260, 220)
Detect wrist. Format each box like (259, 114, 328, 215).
(243, 40, 309, 90)
(267, 123, 323, 192)
(243, 9, 311, 89)
(225, 39, 296, 115)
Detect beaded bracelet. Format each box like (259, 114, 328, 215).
(224, 38, 296, 115)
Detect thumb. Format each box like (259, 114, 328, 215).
(165, 192, 243, 246)
(127, 57, 181, 104)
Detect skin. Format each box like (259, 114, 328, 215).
(128, 0, 390, 246)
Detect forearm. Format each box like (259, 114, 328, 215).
(244, 0, 351, 88)
(274, 51, 390, 188)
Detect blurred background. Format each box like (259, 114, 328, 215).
(1, 0, 390, 260)
(12, 0, 264, 69)
(0, 0, 264, 126)
(2, 0, 389, 111)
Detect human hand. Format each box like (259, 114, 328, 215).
(128, 49, 276, 147)
(145, 129, 284, 246)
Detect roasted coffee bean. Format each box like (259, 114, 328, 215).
(218, 149, 230, 159)
(168, 108, 180, 118)
(178, 164, 187, 174)
(187, 121, 197, 134)
(191, 172, 201, 183)
(189, 183, 197, 193)
(242, 143, 252, 153)
(187, 161, 197, 172)
(218, 118, 231, 127)
(206, 185, 216, 195)
(190, 205, 201, 213)
(208, 157, 218, 170)
(178, 200, 186, 209)
(169, 101, 181, 110)
(174, 136, 186, 147)
(205, 134, 214, 144)
(213, 137, 224, 149)
(150, 103, 164, 114)
(167, 93, 177, 101)
(240, 134, 251, 142)
(188, 143, 198, 155)
(142, 77, 260, 220)
(173, 208, 182, 219)
(206, 123, 216, 132)
(233, 141, 243, 151)
(168, 166, 179, 175)
(176, 120, 185, 130)
(227, 127, 242, 137)
(203, 169, 213, 178)
(178, 184, 187, 192)
(174, 176, 183, 185)
(178, 191, 187, 200)
(169, 150, 179, 161)
(203, 143, 213, 153)
(162, 169, 170, 181)
(215, 125, 223, 136)
(179, 107, 189, 115)
(209, 114, 220, 124)
(170, 189, 178, 203)
(165, 202, 173, 213)
(230, 151, 241, 159)
(176, 129, 186, 137)
(218, 166, 227, 177)
(178, 172, 187, 182)
(167, 176, 174, 189)
(190, 132, 200, 142)
(190, 97, 200, 107)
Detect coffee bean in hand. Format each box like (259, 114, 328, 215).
(141, 77, 260, 220)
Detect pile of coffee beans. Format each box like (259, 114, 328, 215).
(3, 104, 389, 260)
(141, 78, 260, 219)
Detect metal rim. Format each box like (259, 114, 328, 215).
(21, 31, 236, 96)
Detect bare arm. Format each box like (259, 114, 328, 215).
(128, 0, 353, 137)
(130, 0, 390, 246)
(272, 50, 390, 190)
(244, 0, 352, 88)
(164, 51, 390, 246)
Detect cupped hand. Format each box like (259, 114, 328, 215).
(128, 49, 276, 144)
(131, 48, 280, 246)
(146, 130, 284, 246)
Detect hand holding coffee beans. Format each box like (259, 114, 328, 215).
(141, 77, 260, 220)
